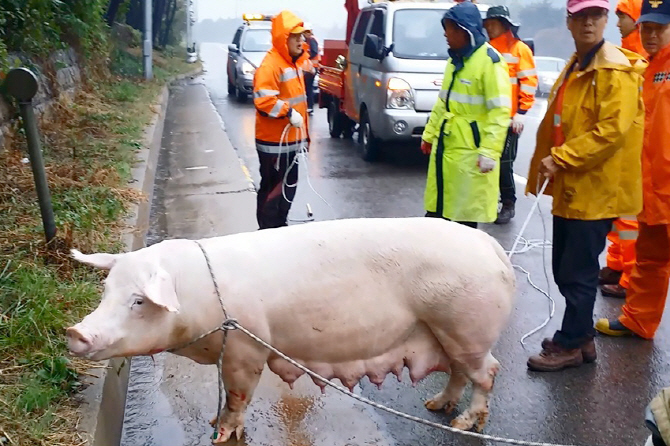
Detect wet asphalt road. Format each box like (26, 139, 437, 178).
(121, 42, 670, 446)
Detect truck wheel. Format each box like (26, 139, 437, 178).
(359, 111, 380, 162)
(328, 102, 344, 138)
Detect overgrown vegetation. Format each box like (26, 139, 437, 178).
(0, 2, 199, 444)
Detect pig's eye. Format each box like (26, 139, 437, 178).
(133, 298, 144, 307)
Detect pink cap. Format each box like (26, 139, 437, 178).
(567, 0, 610, 14)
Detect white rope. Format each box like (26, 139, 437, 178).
(504, 178, 556, 346)
(277, 124, 336, 221)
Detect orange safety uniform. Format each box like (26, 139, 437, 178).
(489, 31, 538, 117)
(620, 43, 670, 339)
(253, 11, 310, 154)
(604, 0, 647, 289)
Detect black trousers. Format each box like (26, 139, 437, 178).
(425, 212, 478, 229)
(552, 216, 614, 349)
(499, 127, 519, 203)
(256, 150, 298, 230)
(304, 72, 315, 109)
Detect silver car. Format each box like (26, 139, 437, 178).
(227, 17, 272, 102)
(535, 56, 566, 97)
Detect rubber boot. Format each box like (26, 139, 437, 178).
(495, 200, 515, 225)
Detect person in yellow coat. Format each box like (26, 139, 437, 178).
(525, 0, 646, 372)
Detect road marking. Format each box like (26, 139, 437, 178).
(205, 150, 214, 153)
(514, 173, 527, 186)
(185, 166, 208, 171)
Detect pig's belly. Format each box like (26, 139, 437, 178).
(266, 322, 451, 391)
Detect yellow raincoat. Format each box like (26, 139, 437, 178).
(526, 41, 646, 220)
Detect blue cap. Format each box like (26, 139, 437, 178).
(638, 0, 670, 25)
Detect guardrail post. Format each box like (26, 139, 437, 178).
(4, 67, 57, 244)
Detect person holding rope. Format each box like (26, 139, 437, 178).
(253, 10, 310, 229)
(420, 1, 511, 229)
(525, 0, 646, 372)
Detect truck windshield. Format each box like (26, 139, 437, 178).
(392, 9, 449, 59)
(242, 29, 272, 52)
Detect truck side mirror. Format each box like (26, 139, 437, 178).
(228, 44, 239, 53)
(364, 34, 384, 60)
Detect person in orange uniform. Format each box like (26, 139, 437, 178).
(599, 0, 648, 299)
(302, 23, 320, 114)
(484, 6, 538, 224)
(253, 10, 310, 230)
(596, 0, 670, 339)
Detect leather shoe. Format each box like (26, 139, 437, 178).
(541, 338, 596, 363)
(601, 283, 627, 299)
(528, 343, 583, 372)
(599, 267, 622, 285)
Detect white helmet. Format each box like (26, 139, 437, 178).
(303, 22, 314, 31)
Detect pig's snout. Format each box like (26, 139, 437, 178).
(66, 326, 94, 357)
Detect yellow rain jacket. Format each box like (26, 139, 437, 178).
(526, 41, 646, 220)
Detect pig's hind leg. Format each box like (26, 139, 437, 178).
(450, 351, 500, 433)
(209, 354, 265, 444)
(424, 363, 468, 414)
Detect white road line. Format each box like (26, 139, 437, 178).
(205, 150, 214, 153)
(185, 166, 208, 171)
(514, 173, 527, 186)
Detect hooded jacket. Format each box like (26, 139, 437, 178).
(253, 11, 310, 153)
(617, 0, 648, 57)
(423, 2, 511, 223)
(526, 42, 647, 220)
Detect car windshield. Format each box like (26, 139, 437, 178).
(392, 9, 450, 59)
(536, 58, 565, 72)
(242, 29, 272, 52)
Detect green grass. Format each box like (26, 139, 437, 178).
(0, 45, 201, 445)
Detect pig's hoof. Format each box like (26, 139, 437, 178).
(451, 411, 476, 431)
(211, 422, 244, 444)
(474, 411, 489, 433)
(209, 416, 217, 428)
(424, 396, 446, 411)
(445, 400, 458, 415)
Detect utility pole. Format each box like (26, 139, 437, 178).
(143, 0, 153, 79)
(186, 0, 197, 62)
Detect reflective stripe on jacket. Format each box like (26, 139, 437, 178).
(422, 43, 511, 223)
(489, 31, 537, 116)
(253, 11, 310, 153)
(526, 41, 646, 220)
(640, 44, 670, 225)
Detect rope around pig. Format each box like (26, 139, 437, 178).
(181, 239, 598, 446)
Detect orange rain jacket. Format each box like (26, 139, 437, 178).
(639, 44, 670, 225)
(489, 31, 538, 116)
(253, 11, 310, 154)
(617, 0, 648, 58)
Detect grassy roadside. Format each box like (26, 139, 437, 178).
(0, 46, 200, 446)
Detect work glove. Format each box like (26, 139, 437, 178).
(288, 108, 304, 128)
(420, 140, 432, 155)
(477, 155, 496, 173)
(511, 113, 526, 134)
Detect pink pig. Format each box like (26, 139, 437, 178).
(66, 217, 516, 443)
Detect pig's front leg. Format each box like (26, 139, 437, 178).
(209, 356, 265, 444)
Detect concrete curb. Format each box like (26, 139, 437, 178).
(75, 65, 203, 446)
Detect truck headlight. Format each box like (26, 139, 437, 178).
(242, 61, 255, 75)
(386, 78, 414, 110)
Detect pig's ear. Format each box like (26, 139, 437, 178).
(142, 266, 180, 313)
(71, 249, 123, 270)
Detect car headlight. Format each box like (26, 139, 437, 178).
(386, 78, 414, 110)
(242, 61, 255, 75)
(541, 75, 557, 85)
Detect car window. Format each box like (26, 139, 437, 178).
(536, 58, 565, 72)
(393, 9, 449, 60)
(368, 10, 385, 38)
(353, 10, 372, 44)
(232, 28, 243, 46)
(242, 29, 272, 52)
